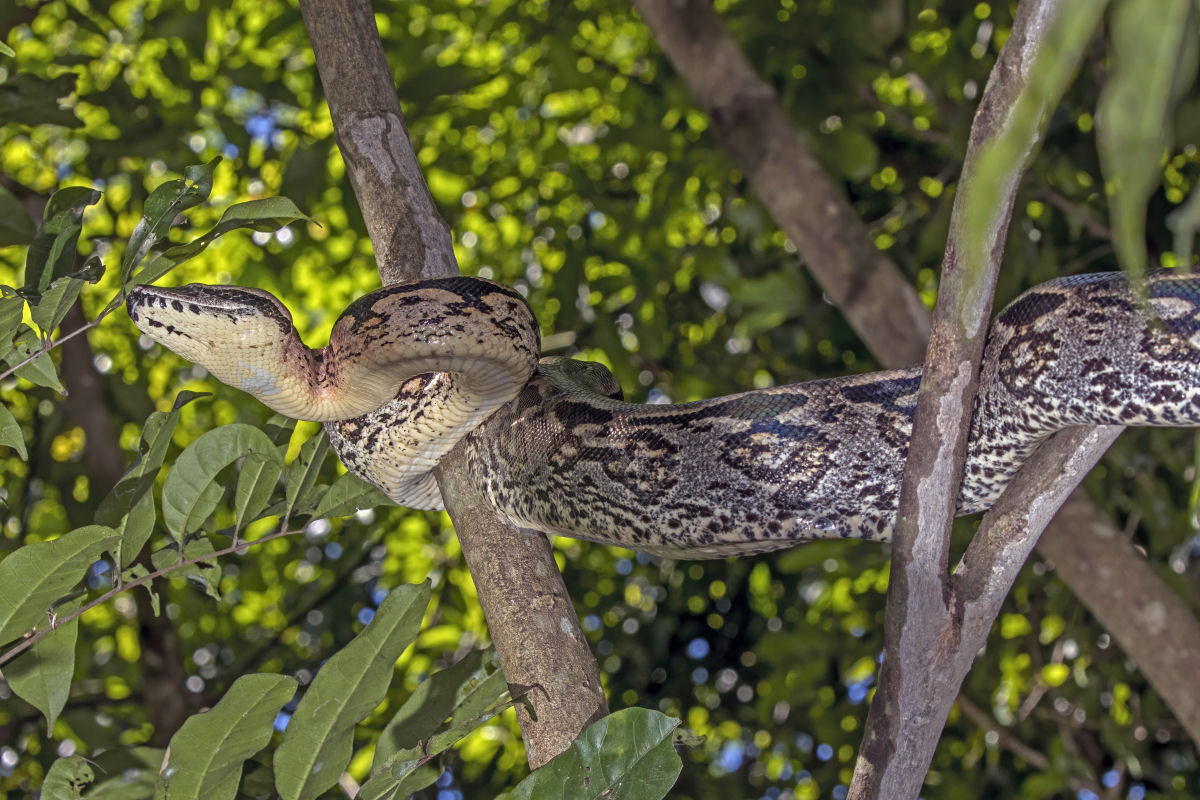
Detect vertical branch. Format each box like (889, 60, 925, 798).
(297, 0, 607, 767)
(852, 2, 1107, 796)
(299, 0, 456, 285)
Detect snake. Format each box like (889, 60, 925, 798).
(126, 270, 1200, 559)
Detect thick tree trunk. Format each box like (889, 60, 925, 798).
(297, 0, 607, 768)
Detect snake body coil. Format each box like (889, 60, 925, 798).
(128, 271, 1200, 558)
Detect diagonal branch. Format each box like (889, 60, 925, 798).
(631, 0, 930, 369)
(296, 0, 607, 768)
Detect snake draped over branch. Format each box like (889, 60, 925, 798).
(127, 271, 1200, 559)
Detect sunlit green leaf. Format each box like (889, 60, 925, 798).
(158, 673, 297, 800)
(500, 709, 682, 800)
(274, 582, 430, 800)
(0, 526, 118, 648)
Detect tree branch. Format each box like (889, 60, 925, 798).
(854, 3, 1106, 795)
(634, 0, 1200, 767)
(0, 526, 303, 668)
(1037, 494, 1200, 745)
(297, 0, 607, 768)
(631, 0, 930, 369)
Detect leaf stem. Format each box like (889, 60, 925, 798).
(0, 293, 125, 384)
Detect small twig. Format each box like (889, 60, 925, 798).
(0, 293, 126, 384)
(0, 525, 304, 668)
(1037, 187, 1112, 239)
(956, 694, 1104, 795)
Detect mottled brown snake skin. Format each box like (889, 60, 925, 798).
(128, 271, 1200, 558)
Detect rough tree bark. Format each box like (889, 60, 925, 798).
(297, 0, 607, 768)
(635, 0, 1200, 782)
(855, 2, 1108, 796)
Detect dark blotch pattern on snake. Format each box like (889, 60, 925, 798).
(128, 271, 1200, 559)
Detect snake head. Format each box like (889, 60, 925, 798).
(127, 283, 305, 403)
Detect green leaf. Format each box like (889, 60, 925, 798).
(41, 754, 94, 799)
(5, 598, 83, 728)
(97, 392, 208, 565)
(117, 490, 158, 569)
(360, 661, 511, 800)
(121, 563, 161, 617)
(372, 649, 487, 774)
(161, 423, 283, 542)
(129, 196, 310, 288)
(29, 258, 105, 335)
(0, 401, 27, 459)
(0, 72, 82, 128)
(0, 294, 24, 347)
(30, 275, 84, 335)
(158, 197, 312, 263)
(0, 183, 37, 245)
(86, 747, 163, 799)
(283, 430, 330, 522)
(157, 673, 297, 800)
(500, 709, 683, 800)
(313, 471, 395, 519)
(235, 451, 285, 535)
(150, 536, 221, 600)
(0, 525, 118, 647)
(122, 158, 219, 282)
(1097, 0, 1199, 280)
(3, 325, 65, 392)
(23, 186, 102, 293)
(274, 582, 430, 800)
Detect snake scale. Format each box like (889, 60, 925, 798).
(127, 271, 1200, 559)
